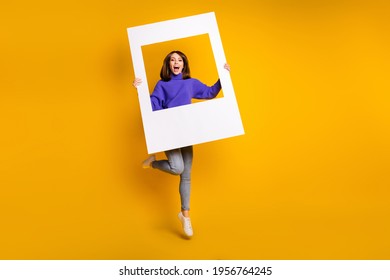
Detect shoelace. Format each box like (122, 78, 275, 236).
(183, 217, 192, 231)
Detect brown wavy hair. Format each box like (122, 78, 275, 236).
(160, 51, 191, 81)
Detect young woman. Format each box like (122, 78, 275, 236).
(133, 50, 230, 237)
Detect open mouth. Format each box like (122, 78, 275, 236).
(174, 67, 180, 71)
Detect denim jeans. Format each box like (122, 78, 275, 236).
(151, 146, 193, 211)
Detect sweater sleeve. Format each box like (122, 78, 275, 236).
(192, 79, 222, 99)
(150, 81, 165, 111)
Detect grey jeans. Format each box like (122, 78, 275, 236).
(151, 146, 193, 211)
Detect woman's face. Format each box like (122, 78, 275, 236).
(169, 52, 184, 75)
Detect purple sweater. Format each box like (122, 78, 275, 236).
(150, 73, 222, 111)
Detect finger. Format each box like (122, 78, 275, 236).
(132, 78, 142, 87)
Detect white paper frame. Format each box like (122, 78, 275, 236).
(127, 12, 244, 154)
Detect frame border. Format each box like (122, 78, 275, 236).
(127, 12, 244, 154)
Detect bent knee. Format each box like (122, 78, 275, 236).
(171, 165, 184, 175)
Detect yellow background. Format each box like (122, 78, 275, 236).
(1, 0, 389, 259)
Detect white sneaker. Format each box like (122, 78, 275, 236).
(178, 212, 193, 237)
(142, 155, 156, 168)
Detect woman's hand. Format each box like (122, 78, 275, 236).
(132, 78, 142, 88)
(224, 63, 231, 72)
